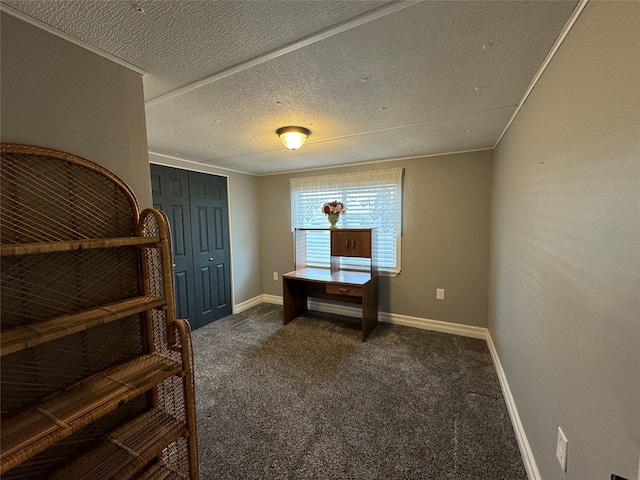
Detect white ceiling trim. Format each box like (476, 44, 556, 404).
(494, 0, 589, 148)
(150, 158, 230, 179)
(0, 2, 147, 75)
(144, 0, 422, 108)
(149, 151, 244, 176)
(256, 147, 494, 177)
(299, 106, 517, 147)
(152, 146, 494, 178)
(199, 105, 513, 166)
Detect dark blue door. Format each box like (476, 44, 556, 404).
(189, 171, 232, 325)
(150, 165, 231, 329)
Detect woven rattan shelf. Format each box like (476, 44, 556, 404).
(0, 236, 161, 256)
(0, 354, 182, 473)
(1, 295, 166, 356)
(135, 464, 189, 480)
(0, 144, 198, 479)
(50, 409, 186, 480)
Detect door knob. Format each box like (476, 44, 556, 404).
(209, 258, 214, 261)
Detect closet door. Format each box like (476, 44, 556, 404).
(189, 172, 231, 326)
(150, 165, 232, 329)
(189, 171, 232, 326)
(150, 166, 197, 324)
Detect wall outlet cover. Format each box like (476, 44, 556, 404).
(556, 427, 568, 472)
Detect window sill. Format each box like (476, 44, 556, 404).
(379, 269, 400, 278)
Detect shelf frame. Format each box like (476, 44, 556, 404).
(50, 408, 186, 480)
(1, 296, 166, 357)
(0, 236, 161, 257)
(0, 354, 182, 474)
(1, 143, 199, 479)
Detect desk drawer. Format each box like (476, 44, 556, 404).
(326, 284, 363, 297)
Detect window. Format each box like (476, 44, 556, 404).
(290, 168, 403, 274)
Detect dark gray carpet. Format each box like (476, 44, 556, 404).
(192, 304, 527, 479)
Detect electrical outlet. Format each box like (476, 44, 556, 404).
(436, 288, 445, 300)
(273, 272, 278, 281)
(556, 427, 568, 472)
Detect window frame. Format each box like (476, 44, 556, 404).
(290, 168, 403, 275)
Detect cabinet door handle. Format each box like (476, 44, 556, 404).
(352, 240, 356, 249)
(345, 240, 349, 249)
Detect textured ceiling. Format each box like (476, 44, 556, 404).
(2, 0, 579, 175)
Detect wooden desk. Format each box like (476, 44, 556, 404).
(282, 267, 379, 341)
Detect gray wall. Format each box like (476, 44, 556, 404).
(489, 2, 639, 479)
(148, 154, 263, 307)
(260, 150, 494, 327)
(0, 12, 262, 310)
(0, 12, 152, 208)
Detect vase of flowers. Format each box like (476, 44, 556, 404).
(322, 201, 345, 228)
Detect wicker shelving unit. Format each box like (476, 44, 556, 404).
(0, 144, 198, 479)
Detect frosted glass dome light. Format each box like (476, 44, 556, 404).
(276, 126, 311, 150)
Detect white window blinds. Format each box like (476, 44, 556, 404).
(290, 168, 403, 274)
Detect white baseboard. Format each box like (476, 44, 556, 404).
(236, 295, 538, 479)
(307, 299, 487, 339)
(238, 296, 485, 339)
(380, 310, 487, 339)
(261, 294, 283, 305)
(233, 295, 266, 313)
(485, 333, 541, 480)
(307, 298, 361, 318)
(235, 294, 283, 313)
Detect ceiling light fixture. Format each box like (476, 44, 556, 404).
(276, 126, 311, 150)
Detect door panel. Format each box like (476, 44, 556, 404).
(196, 206, 209, 252)
(169, 176, 183, 196)
(150, 165, 197, 325)
(330, 230, 352, 257)
(213, 207, 224, 249)
(170, 205, 187, 256)
(150, 174, 162, 196)
(174, 271, 190, 319)
(151, 165, 232, 329)
(330, 230, 372, 257)
(165, 170, 197, 324)
(199, 267, 211, 313)
(215, 264, 227, 309)
(189, 171, 232, 326)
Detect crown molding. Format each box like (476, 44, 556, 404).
(494, 0, 589, 147)
(0, 3, 147, 75)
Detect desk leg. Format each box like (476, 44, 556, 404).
(361, 278, 379, 341)
(283, 278, 307, 324)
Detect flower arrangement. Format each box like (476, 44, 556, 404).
(322, 201, 346, 215)
(322, 201, 345, 227)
